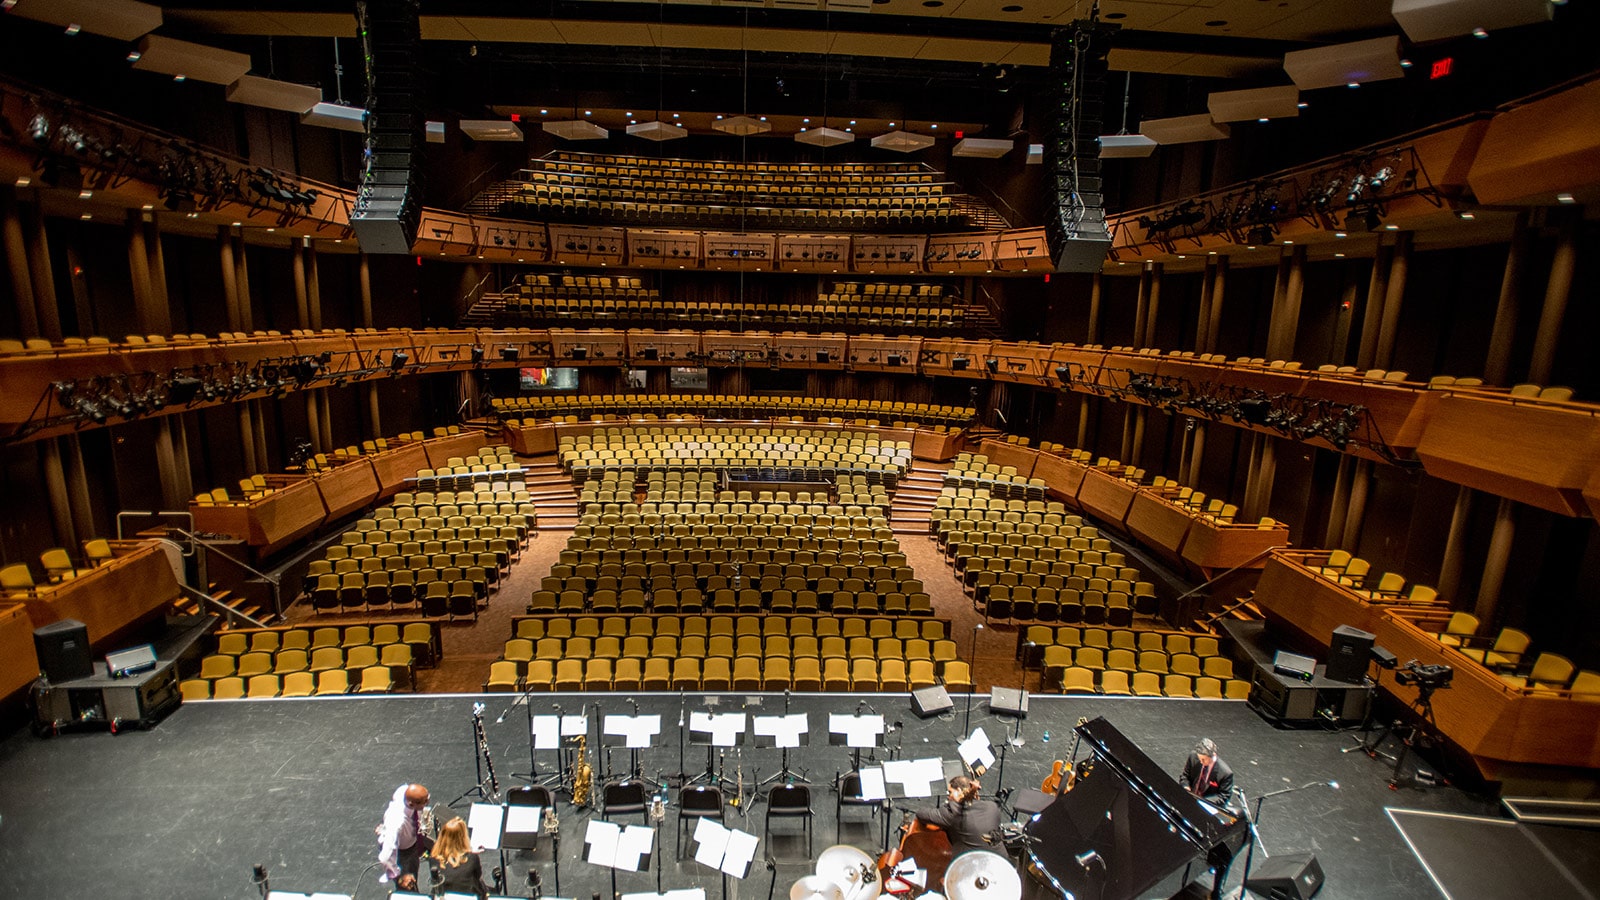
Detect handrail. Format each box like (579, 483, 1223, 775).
(1181, 545, 1291, 629)
(177, 582, 268, 630)
(167, 528, 283, 622)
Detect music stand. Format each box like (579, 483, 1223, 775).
(585, 819, 657, 900)
(828, 712, 886, 776)
(529, 710, 589, 793)
(603, 712, 665, 790)
(753, 711, 810, 787)
(466, 800, 538, 891)
(687, 711, 749, 786)
(957, 727, 996, 777)
(691, 818, 761, 900)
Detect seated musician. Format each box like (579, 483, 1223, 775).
(428, 816, 492, 900)
(1178, 738, 1235, 803)
(914, 775, 1005, 856)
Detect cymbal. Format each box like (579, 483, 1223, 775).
(817, 845, 881, 900)
(792, 875, 846, 900)
(944, 852, 1021, 900)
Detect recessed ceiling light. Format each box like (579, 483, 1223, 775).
(1246, 245, 1256, 250)
(14, 177, 29, 186)
(1457, 211, 1475, 220)
(267, 227, 275, 232)
(540, 109, 548, 115)
(64, 23, 81, 35)
(126, 51, 141, 62)
(1472, 27, 1489, 38)
(1346, 82, 1359, 89)
(759, 116, 767, 121)
(584, 110, 592, 116)
(1257, 117, 1268, 123)
(1283, 240, 1294, 245)
(931, 124, 938, 129)
(1335, 253, 1345, 257)
(803, 118, 810, 123)
(888, 122, 896, 126)
(232, 221, 242, 226)
(1177, 255, 1187, 259)
(174, 74, 187, 82)
(1297, 102, 1309, 108)
(1207, 251, 1217, 255)
(1399, 59, 1413, 68)
(1556, 193, 1576, 204)
(1334, 232, 1347, 238)
(1385, 224, 1399, 230)
(141, 204, 153, 210)
(78, 190, 92, 199)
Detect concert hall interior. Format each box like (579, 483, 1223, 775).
(1, 1, 1599, 899)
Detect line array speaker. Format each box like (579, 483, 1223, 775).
(349, 0, 423, 254)
(1043, 19, 1118, 273)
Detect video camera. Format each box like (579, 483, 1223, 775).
(1393, 660, 1453, 689)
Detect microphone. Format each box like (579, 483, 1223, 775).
(1074, 850, 1102, 870)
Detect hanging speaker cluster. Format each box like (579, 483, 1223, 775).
(1043, 19, 1118, 274)
(349, 0, 424, 255)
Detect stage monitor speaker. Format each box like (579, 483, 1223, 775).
(989, 686, 1030, 717)
(1166, 878, 1214, 900)
(911, 685, 954, 718)
(1326, 625, 1375, 684)
(1244, 852, 1324, 900)
(34, 619, 93, 682)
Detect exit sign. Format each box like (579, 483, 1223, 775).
(1431, 57, 1454, 79)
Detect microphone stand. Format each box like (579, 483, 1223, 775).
(965, 624, 984, 734)
(1234, 781, 1339, 897)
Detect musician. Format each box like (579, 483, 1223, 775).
(376, 782, 434, 890)
(428, 816, 492, 900)
(914, 775, 1005, 857)
(1178, 738, 1234, 803)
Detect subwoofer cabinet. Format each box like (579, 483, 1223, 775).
(33, 659, 181, 735)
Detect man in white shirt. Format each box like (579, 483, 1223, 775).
(376, 783, 434, 890)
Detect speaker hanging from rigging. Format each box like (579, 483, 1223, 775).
(1043, 17, 1118, 273)
(349, 0, 424, 254)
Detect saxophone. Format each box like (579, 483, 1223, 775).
(572, 733, 594, 807)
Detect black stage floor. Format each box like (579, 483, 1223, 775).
(0, 693, 1505, 900)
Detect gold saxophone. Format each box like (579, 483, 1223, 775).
(572, 733, 594, 807)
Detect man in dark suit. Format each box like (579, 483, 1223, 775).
(1179, 738, 1234, 803)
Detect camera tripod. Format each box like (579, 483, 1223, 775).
(1351, 682, 1446, 789)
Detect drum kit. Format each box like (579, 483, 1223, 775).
(792, 846, 1019, 900)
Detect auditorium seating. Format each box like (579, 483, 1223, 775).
(1018, 623, 1249, 698)
(493, 613, 954, 692)
(495, 395, 973, 427)
(480, 153, 975, 233)
(187, 621, 441, 699)
(558, 426, 912, 485)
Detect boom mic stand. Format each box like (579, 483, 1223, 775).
(1234, 780, 1340, 896)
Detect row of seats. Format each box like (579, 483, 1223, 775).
(544, 152, 935, 178)
(509, 613, 950, 642)
(518, 172, 950, 202)
(205, 621, 441, 665)
(185, 621, 445, 700)
(1055, 668, 1250, 699)
(528, 586, 933, 617)
(495, 196, 966, 234)
(1313, 550, 1443, 606)
(183, 667, 396, 699)
(0, 539, 116, 596)
(495, 396, 973, 426)
(1430, 614, 1595, 693)
(485, 296, 972, 334)
(487, 655, 967, 693)
(501, 632, 956, 667)
(942, 455, 1048, 500)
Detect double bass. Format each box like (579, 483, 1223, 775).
(878, 810, 953, 895)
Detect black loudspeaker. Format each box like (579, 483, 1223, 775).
(989, 686, 1030, 717)
(1326, 625, 1376, 684)
(911, 685, 954, 718)
(34, 619, 93, 682)
(1244, 852, 1324, 900)
(348, 0, 423, 254)
(1042, 19, 1117, 273)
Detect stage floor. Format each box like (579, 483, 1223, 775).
(0, 692, 1501, 900)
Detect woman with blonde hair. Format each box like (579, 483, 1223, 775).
(428, 816, 490, 899)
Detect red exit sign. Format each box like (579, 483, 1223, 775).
(1431, 57, 1454, 79)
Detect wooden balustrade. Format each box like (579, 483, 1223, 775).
(15, 541, 181, 646)
(0, 603, 41, 701)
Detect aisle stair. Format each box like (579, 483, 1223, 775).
(521, 457, 580, 530)
(889, 462, 949, 536)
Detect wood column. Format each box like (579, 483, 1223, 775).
(171, 412, 194, 504)
(127, 210, 159, 335)
(1253, 435, 1277, 521)
(40, 438, 77, 548)
(367, 384, 383, 438)
(1205, 257, 1227, 355)
(62, 434, 97, 542)
(237, 402, 259, 473)
(23, 194, 62, 340)
(1323, 455, 1352, 549)
(1269, 245, 1306, 361)
(1242, 433, 1263, 516)
(1195, 257, 1216, 352)
(1474, 498, 1517, 624)
(318, 391, 333, 451)
(1483, 214, 1530, 386)
(1131, 264, 1150, 349)
(154, 418, 186, 510)
(1130, 407, 1147, 468)
(359, 253, 374, 328)
(292, 243, 310, 329)
(306, 244, 323, 331)
(233, 235, 254, 331)
(1185, 421, 1206, 486)
(1143, 262, 1163, 347)
(218, 227, 241, 332)
(1119, 405, 1134, 462)
(2, 189, 39, 337)
(1341, 460, 1372, 552)
(305, 392, 324, 454)
(1437, 486, 1475, 605)
(1355, 240, 1392, 370)
(251, 401, 269, 470)
(1373, 231, 1412, 369)
(145, 216, 172, 334)
(1527, 209, 1579, 387)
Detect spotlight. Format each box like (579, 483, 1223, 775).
(885, 353, 903, 366)
(951, 355, 970, 370)
(1055, 365, 1072, 383)
(500, 346, 520, 362)
(1236, 397, 1272, 425)
(984, 358, 999, 374)
(27, 114, 50, 145)
(570, 347, 588, 360)
(815, 350, 830, 363)
(167, 376, 202, 405)
(1368, 166, 1395, 192)
(1247, 224, 1276, 245)
(1346, 174, 1369, 204)
(640, 347, 659, 361)
(390, 350, 409, 370)
(470, 346, 485, 364)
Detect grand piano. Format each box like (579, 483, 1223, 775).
(1024, 718, 1250, 900)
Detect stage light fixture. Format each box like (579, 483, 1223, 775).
(1055, 365, 1072, 383)
(815, 350, 831, 363)
(389, 350, 409, 370)
(951, 355, 969, 370)
(501, 347, 520, 362)
(570, 347, 589, 360)
(470, 346, 485, 364)
(1236, 397, 1272, 425)
(984, 358, 999, 374)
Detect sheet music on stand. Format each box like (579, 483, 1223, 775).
(881, 758, 949, 798)
(585, 819, 656, 872)
(502, 803, 543, 850)
(531, 714, 590, 750)
(957, 728, 996, 773)
(752, 713, 809, 748)
(603, 714, 664, 748)
(691, 818, 761, 877)
(828, 713, 885, 748)
(468, 802, 506, 851)
(688, 711, 749, 747)
(855, 766, 889, 801)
